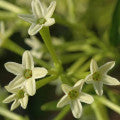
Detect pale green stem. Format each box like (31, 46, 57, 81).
(0, 107, 24, 120)
(53, 106, 70, 120)
(67, 0, 76, 23)
(95, 96, 120, 114)
(91, 101, 109, 120)
(2, 39, 50, 69)
(0, 1, 25, 14)
(40, 27, 62, 71)
(36, 75, 57, 89)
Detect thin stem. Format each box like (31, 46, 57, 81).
(36, 75, 57, 89)
(2, 39, 50, 69)
(53, 106, 70, 120)
(40, 27, 62, 70)
(95, 96, 120, 114)
(0, 107, 24, 120)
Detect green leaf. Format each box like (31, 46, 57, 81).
(41, 101, 60, 111)
(109, 0, 120, 46)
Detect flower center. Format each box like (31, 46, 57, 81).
(17, 90, 24, 99)
(24, 69, 32, 79)
(68, 90, 79, 100)
(92, 72, 101, 81)
(37, 18, 46, 25)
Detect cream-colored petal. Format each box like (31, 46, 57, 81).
(22, 51, 34, 69)
(3, 94, 16, 103)
(45, 1, 56, 18)
(44, 18, 55, 26)
(28, 23, 42, 35)
(20, 94, 28, 109)
(7, 75, 25, 90)
(18, 14, 35, 23)
(25, 78, 36, 96)
(99, 61, 115, 74)
(31, 0, 44, 18)
(57, 95, 70, 108)
(90, 59, 98, 74)
(73, 80, 84, 92)
(33, 67, 48, 79)
(93, 82, 103, 96)
(11, 100, 20, 111)
(70, 100, 82, 119)
(102, 75, 120, 85)
(5, 62, 24, 75)
(85, 74, 94, 84)
(78, 92, 94, 104)
(61, 84, 72, 94)
(31, 50, 43, 59)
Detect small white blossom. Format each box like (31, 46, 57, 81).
(19, 0, 56, 35)
(85, 59, 120, 96)
(57, 80, 94, 119)
(3, 86, 28, 111)
(25, 36, 43, 59)
(5, 50, 48, 96)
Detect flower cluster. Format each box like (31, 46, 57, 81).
(3, 51, 48, 110)
(57, 59, 120, 118)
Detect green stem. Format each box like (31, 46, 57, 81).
(2, 39, 50, 69)
(91, 101, 109, 120)
(95, 96, 120, 114)
(39, 27, 62, 70)
(53, 106, 70, 120)
(0, 1, 25, 14)
(36, 75, 57, 89)
(0, 107, 24, 120)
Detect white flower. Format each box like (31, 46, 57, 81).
(5, 50, 48, 96)
(19, 0, 56, 35)
(25, 36, 43, 59)
(85, 59, 120, 96)
(57, 80, 94, 119)
(3, 86, 28, 111)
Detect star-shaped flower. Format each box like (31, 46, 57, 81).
(57, 80, 94, 118)
(25, 36, 43, 59)
(19, 0, 56, 35)
(85, 59, 120, 96)
(5, 50, 48, 96)
(3, 86, 28, 111)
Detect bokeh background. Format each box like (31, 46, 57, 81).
(0, 0, 120, 120)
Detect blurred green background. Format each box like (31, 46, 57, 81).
(0, 0, 120, 120)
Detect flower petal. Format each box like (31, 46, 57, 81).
(31, 0, 44, 18)
(3, 94, 15, 103)
(78, 92, 94, 104)
(70, 100, 82, 119)
(22, 51, 34, 69)
(11, 100, 20, 111)
(28, 23, 42, 35)
(18, 14, 35, 23)
(73, 80, 84, 92)
(44, 18, 55, 26)
(25, 78, 36, 96)
(57, 95, 70, 108)
(90, 59, 98, 73)
(6, 75, 25, 90)
(20, 94, 28, 109)
(5, 62, 24, 75)
(33, 67, 48, 79)
(85, 74, 93, 84)
(99, 61, 115, 74)
(61, 84, 72, 94)
(102, 75, 120, 85)
(45, 1, 56, 18)
(93, 82, 103, 96)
